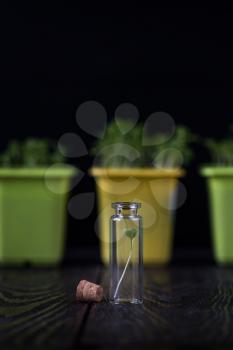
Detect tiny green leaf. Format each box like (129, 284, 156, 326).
(124, 228, 137, 240)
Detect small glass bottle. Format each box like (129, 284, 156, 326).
(109, 202, 143, 304)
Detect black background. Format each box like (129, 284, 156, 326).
(1, 4, 233, 261)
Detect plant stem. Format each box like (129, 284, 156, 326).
(114, 239, 133, 300)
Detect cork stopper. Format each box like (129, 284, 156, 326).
(76, 280, 104, 302)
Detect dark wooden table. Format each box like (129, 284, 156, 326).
(1, 264, 233, 349)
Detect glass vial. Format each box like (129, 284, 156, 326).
(109, 202, 143, 304)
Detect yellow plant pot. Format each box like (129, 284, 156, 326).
(90, 167, 184, 265)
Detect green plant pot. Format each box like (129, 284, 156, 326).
(201, 166, 233, 264)
(0, 167, 77, 265)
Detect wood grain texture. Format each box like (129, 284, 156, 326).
(81, 266, 233, 348)
(0, 266, 99, 349)
(2, 265, 233, 349)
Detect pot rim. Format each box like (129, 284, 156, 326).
(0, 166, 78, 178)
(89, 167, 185, 178)
(200, 166, 233, 177)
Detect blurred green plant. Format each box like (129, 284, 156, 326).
(91, 119, 144, 167)
(0, 139, 65, 167)
(91, 119, 196, 168)
(149, 126, 197, 168)
(205, 138, 233, 166)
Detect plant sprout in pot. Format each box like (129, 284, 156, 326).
(201, 136, 233, 264)
(91, 119, 145, 167)
(0, 138, 65, 167)
(90, 118, 196, 265)
(148, 126, 197, 168)
(204, 138, 233, 166)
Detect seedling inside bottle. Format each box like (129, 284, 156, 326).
(124, 228, 137, 240)
(113, 227, 138, 299)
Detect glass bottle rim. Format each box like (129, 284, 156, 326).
(112, 201, 141, 209)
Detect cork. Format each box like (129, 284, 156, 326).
(76, 280, 104, 302)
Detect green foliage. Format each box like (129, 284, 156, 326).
(150, 126, 197, 168)
(205, 138, 233, 165)
(91, 119, 196, 168)
(91, 119, 144, 167)
(0, 139, 65, 167)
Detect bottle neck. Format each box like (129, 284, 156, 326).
(115, 207, 138, 216)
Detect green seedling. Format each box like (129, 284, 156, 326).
(124, 227, 137, 240)
(114, 227, 138, 299)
